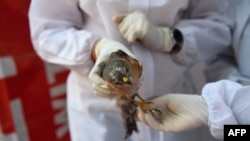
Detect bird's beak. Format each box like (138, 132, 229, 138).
(127, 79, 132, 85)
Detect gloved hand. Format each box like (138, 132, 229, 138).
(112, 11, 175, 53)
(89, 38, 136, 98)
(137, 94, 208, 132)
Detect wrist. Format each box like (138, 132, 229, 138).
(141, 25, 163, 50)
(161, 27, 183, 54)
(169, 28, 183, 54)
(160, 27, 174, 52)
(142, 27, 183, 54)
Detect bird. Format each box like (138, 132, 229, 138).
(97, 49, 163, 139)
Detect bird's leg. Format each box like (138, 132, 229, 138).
(131, 94, 164, 123)
(124, 94, 163, 120)
(129, 93, 154, 111)
(132, 93, 147, 102)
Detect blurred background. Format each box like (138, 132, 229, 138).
(0, 0, 71, 141)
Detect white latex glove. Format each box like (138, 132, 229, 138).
(113, 11, 174, 52)
(89, 38, 136, 98)
(137, 94, 208, 132)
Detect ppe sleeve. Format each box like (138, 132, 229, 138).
(230, 0, 250, 78)
(202, 80, 250, 139)
(28, 0, 100, 75)
(237, 19, 250, 78)
(174, 0, 234, 65)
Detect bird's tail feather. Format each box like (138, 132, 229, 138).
(116, 95, 139, 139)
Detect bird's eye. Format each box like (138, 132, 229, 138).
(122, 77, 128, 83)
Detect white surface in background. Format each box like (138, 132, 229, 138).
(0, 56, 17, 79)
(10, 99, 30, 141)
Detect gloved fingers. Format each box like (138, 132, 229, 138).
(148, 94, 208, 132)
(114, 14, 130, 39)
(93, 83, 116, 98)
(89, 64, 116, 98)
(137, 107, 163, 131)
(120, 20, 140, 44)
(119, 18, 129, 37)
(150, 94, 176, 107)
(138, 108, 177, 132)
(137, 108, 149, 124)
(156, 114, 199, 132)
(88, 62, 107, 86)
(150, 94, 186, 117)
(137, 107, 143, 119)
(112, 14, 126, 23)
(95, 90, 115, 99)
(93, 83, 111, 95)
(137, 94, 209, 133)
(125, 27, 139, 44)
(119, 13, 137, 35)
(144, 112, 164, 130)
(89, 72, 105, 86)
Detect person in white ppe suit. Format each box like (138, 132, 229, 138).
(28, 0, 233, 141)
(231, 0, 250, 79)
(205, 0, 250, 85)
(137, 80, 250, 140)
(138, 1, 250, 141)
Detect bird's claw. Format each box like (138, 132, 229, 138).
(146, 108, 164, 123)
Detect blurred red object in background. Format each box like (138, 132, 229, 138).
(0, 1, 70, 141)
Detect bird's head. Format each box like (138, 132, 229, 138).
(102, 59, 132, 85)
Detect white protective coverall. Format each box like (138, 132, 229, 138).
(231, 0, 250, 79)
(202, 80, 250, 139)
(206, 0, 250, 85)
(28, 0, 233, 141)
(204, 1, 250, 138)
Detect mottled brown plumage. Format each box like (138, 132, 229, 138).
(98, 49, 162, 139)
